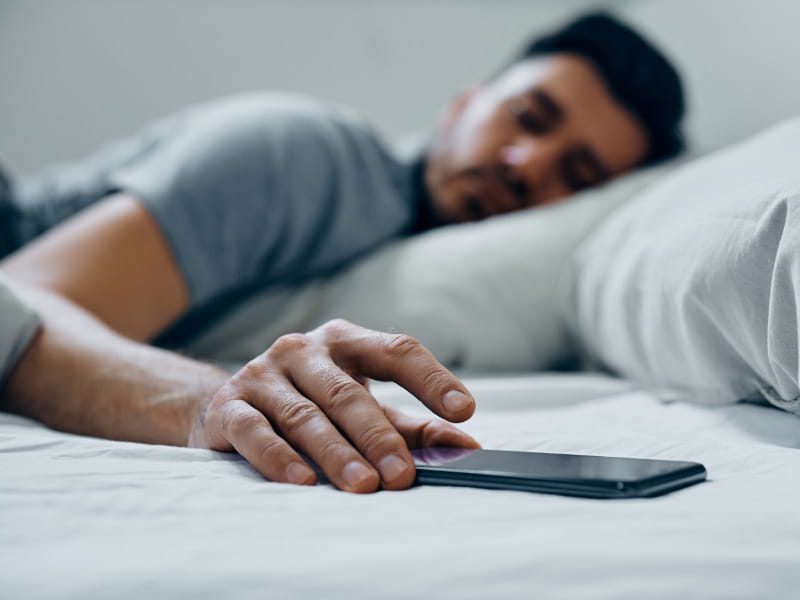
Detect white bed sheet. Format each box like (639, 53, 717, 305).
(2, 373, 799, 599)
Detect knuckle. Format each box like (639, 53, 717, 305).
(358, 421, 402, 457)
(277, 399, 319, 436)
(320, 318, 354, 334)
(418, 419, 447, 447)
(211, 382, 242, 405)
(317, 436, 350, 459)
(229, 361, 281, 396)
(239, 359, 271, 383)
(419, 367, 451, 393)
(383, 333, 422, 360)
(220, 407, 261, 437)
(313, 318, 355, 342)
(268, 333, 311, 359)
(254, 436, 289, 466)
(325, 377, 364, 411)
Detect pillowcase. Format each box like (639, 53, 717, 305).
(185, 165, 670, 371)
(562, 118, 800, 415)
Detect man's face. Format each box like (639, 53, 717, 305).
(424, 53, 650, 223)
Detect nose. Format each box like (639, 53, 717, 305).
(499, 138, 561, 178)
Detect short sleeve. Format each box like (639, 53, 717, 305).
(0, 276, 41, 384)
(109, 93, 412, 309)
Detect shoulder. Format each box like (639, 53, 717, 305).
(167, 92, 393, 177)
(113, 92, 391, 194)
(184, 92, 384, 148)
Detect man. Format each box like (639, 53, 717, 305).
(0, 13, 684, 492)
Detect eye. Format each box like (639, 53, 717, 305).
(508, 97, 550, 135)
(560, 147, 612, 192)
(560, 153, 593, 192)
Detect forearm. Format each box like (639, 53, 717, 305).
(1, 285, 229, 446)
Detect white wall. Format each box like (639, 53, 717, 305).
(621, 0, 800, 152)
(2, 0, 800, 175)
(0, 0, 600, 174)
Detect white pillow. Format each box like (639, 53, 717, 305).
(562, 118, 800, 415)
(185, 166, 670, 371)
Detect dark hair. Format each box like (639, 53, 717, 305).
(513, 12, 686, 164)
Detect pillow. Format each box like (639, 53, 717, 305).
(185, 166, 671, 371)
(562, 118, 800, 415)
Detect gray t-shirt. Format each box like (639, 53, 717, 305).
(0, 276, 40, 384)
(10, 93, 418, 344)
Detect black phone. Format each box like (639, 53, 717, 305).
(411, 447, 707, 499)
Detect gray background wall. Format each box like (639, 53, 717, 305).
(2, 0, 799, 175)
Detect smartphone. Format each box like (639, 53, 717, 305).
(411, 447, 707, 499)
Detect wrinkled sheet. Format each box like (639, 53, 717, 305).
(2, 373, 799, 599)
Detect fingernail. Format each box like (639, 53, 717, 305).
(285, 462, 314, 485)
(343, 461, 374, 489)
(443, 390, 470, 413)
(378, 454, 411, 483)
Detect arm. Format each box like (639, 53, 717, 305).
(1, 160, 478, 491)
(0, 193, 188, 342)
(0, 96, 410, 343)
(2, 283, 222, 445)
(2, 284, 479, 492)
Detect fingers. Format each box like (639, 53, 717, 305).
(206, 396, 317, 486)
(310, 320, 477, 423)
(253, 376, 384, 493)
(211, 375, 381, 493)
(291, 359, 416, 490)
(381, 405, 482, 450)
(201, 319, 480, 494)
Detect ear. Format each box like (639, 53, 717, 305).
(438, 83, 484, 130)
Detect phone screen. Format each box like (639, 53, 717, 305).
(410, 447, 706, 498)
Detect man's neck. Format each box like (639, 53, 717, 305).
(409, 154, 443, 233)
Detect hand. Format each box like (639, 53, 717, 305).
(189, 319, 480, 493)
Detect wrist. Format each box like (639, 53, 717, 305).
(184, 365, 229, 448)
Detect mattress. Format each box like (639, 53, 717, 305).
(2, 372, 799, 599)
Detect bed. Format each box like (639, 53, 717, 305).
(5, 102, 800, 600)
(4, 110, 800, 600)
(3, 372, 799, 599)
(5, 4, 800, 596)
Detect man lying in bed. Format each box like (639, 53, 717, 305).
(0, 13, 685, 492)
